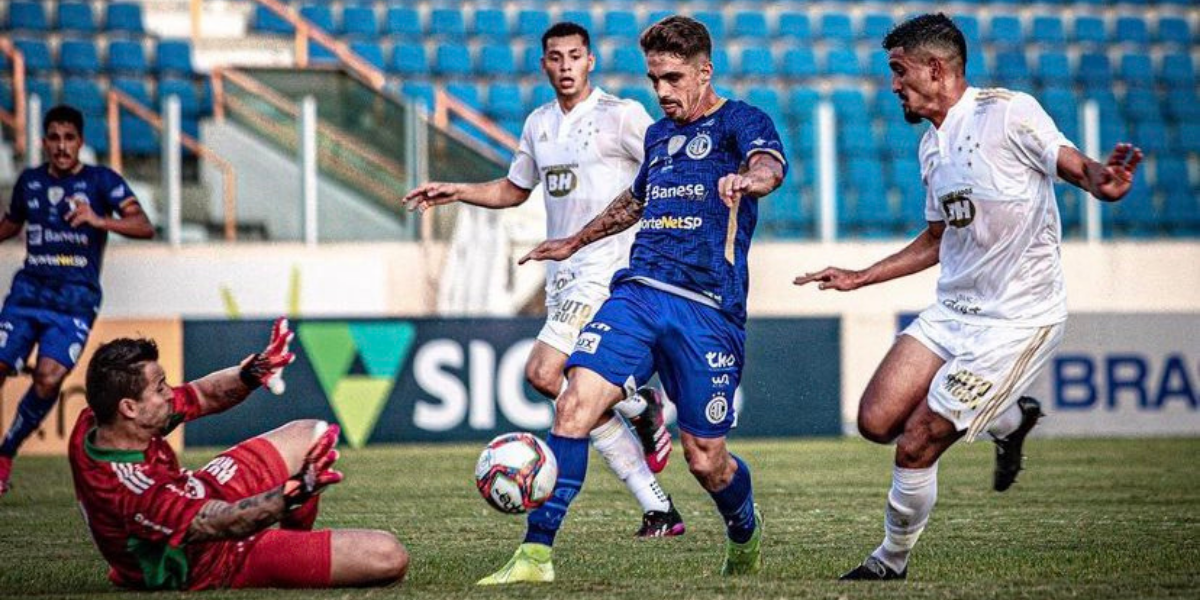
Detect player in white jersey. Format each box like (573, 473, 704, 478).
(794, 14, 1142, 580)
(403, 23, 683, 537)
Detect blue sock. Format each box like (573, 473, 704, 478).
(0, 388, 57, 457)
(710, 454, 757, 543)
(524, 433, 589, 547)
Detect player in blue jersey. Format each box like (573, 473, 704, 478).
(0, 105, 154, 497)
(477, 16, 786, 584)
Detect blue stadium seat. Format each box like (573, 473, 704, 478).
(487, 83, 524, 120)
(1124, 89, 1162, 124)
(782, 48, 818, 79)
(342, 6, 377, 39)
(1163, 189, 1200, 236)
(60, 40, 101, 77)
(399, 80, 435, 111)
(862, 14, 892, 42)
(105, 2, 145, 36)
(611, 47, 643, 75)
(1178, 123, 1200, 153)
(445, 81, 480, 113)
(13, 39, 54, 74)
(560, 10, 592, 33)
(112, 77, 152, 106)
(1042, 86, 1079, 141)
(517, 10, 550, 38)
(1077, 53, 1112, 89)
(881, 123, 922, 159)
(966, 47, 988, 81)
(254, 5, 294, 34)
(1031, 16, 1065, 46)
(711, 49, 731, 76)
(349, 41, 385, 70)
(1114, 16, 1148, 46)
(777, 13, 812, 42)
(1110, 174, 1157, 236)
(1157, 17, 1191, 47)
(473, 9, 508, 39)
(954, 15, 981, 46)
(435, 45, 472, 76)
(529, 84, 556, 109)
(1120, 54, 1154, 89)
(868, 51, 891, 79)
(605, 11, 639, 41)
(745, 88, 783, 125)
(758, 189, 813, 239)
(1037, 51, 1071, 87)
(107, 40, 148, 74)
(306, 40, 337, 65)
(479, 44, 515, 76)
(888, 157, 921, 192)
(429, 8, 465, 39)
(739, 46, 775, 77)
(618, 85, 658, 116)
(24, 78, 56, 111)
(831, 88, 870, 122)
(733, 12, 768, 39)
(157, 77, 201, 118)
(695, 11, 725, 41)
(300, 4, 338, 34)
(1073, 16, 1106, 45)
(988, 15, 1023, 47)
(872, 87, 902, 122)
(389, 43, 426, 75)
(1155, 158, 1190, 194)
(384, 7, 421, 38)
(1161, 54, 1195, 90)
(498, 118, 522, 139)
(8, 1, 48, 31)
(838, 122, 877, 158)
(523, 46, 542, 74)
(83, 112, 109, 153)
(825, 47, 860, 77)
(57, 2, 96, 35)
(845, 157, 895, 235)
(1132, 122, 1169, 154)
(994, 50, 1031, 90)
(156, 40, 195, 77)
(119, 113, 158, 155)
(787, 87, 820, 125)
(646, 11, 672, 30)
(62, 78, 105, 115)
(820, 13, 854, 45)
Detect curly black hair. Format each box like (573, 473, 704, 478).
(882, 13, 968, 76)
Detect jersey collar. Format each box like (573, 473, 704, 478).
(940, 86, 978, 129)
(558, 86, 601, 119)
(84, 428, 147, 463)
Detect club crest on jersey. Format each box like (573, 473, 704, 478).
(48, 186, 65, 206)
(939, 188, 976, 228)
(686, 133, 713, 160)
(545, 166, 578, 198)
(667, 135, 687, 156)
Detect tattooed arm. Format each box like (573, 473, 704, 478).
(184, 486, 288, 543)
(187, 366, 256, 417)
(518, 188, 645, 264)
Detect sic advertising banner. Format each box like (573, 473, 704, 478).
(183, 318, 841, 447)
(898, 313, 1200, 437)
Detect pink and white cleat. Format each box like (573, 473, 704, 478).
(629, 387, 672, 473)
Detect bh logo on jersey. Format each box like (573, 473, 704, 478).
(544, 165, 578, 198)
(940, 188, 976, 227)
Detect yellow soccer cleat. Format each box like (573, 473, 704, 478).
(476, 543, 555, 585)
(721, 506, 763, 576)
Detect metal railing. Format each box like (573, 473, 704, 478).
(0, 38, 28, 157)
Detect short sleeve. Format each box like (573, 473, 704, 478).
(5, 172, 28, 223)
(924, 187, 942, 222)
(165, 384, 204, 431)
(102, 169, 138, 216)
(506, 115, 539, 190)
(122, 469, 208, 548)
(1006, 94, 1075, 177)
(734, 105, 788, 179)
(619, 102, 653, 164)
(631, 139, 650, 202)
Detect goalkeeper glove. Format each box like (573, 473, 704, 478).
(283, 422, 343, 509)
(239, 317, 295, 394)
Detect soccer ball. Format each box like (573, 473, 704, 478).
(474, 432, 558, 514)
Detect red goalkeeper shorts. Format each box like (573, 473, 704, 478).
(229, 529, 333, 588)
(195, 437, 291, 499)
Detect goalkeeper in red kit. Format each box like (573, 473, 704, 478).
(67, 319, 408, 590)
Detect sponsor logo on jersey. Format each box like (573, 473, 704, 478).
(686, 133, 713, 159)
(27, 253, 89, 267)
(942, 294, 983, 315)
(943, 369, 994, 410)
(544, 165, 578, 198)
(110, 185, 127, 199)
(705, 394, 729, 424)
(706, 351, 737, 369)
(27, 181, 42, 191)
(74, 181, 88, 190)
(640, 215, 704, 230)
(42, 229, 89, 245)
(647, 183, 707, 201)
(575, 331, 601, 354)
(27, 224, 43, 246)
(939, 188, 976, 227)
(48, 186, 65, 206)
(667, 135, 687, 156)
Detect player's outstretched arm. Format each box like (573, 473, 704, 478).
(1057, 143, 1143, 202)
(66, 198, 154, 239)
(0, 218, 21, 243)
(402, 178, 532, 212)
(718, 153, 786, 207)
(186, 424, 342, 543)
(795, 222, 945, 291)
(190, 318, 294, 416)
(519, 188, 644, 264)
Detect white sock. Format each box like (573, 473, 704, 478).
(987, 402, 1023, 440)
(590, 414, 669, 513)
(613, 387, 648, 419)
(871, 463, 938, 573)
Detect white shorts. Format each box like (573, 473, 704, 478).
(903, 309, 1065, 441)
(536, 276, 611, 355)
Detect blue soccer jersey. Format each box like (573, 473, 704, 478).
(619, 99, 787, 324)
(4, 165, 134, 312)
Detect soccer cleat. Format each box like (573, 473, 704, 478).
(636, 497, 686, 538)
(476, 543, 554, 585)
(840, 556, 907, 581)
(993, 396, 1044, 492)
(629, 387, 671, 473)
(0, 455, 10, 498)
(720, 506, 763, 575)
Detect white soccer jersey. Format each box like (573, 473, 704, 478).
(919, 87, 1075, 327)
(507, 88, 653, 287)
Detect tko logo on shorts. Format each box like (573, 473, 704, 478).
(706, 351, 737, 369)
(943, 369, 994, 409)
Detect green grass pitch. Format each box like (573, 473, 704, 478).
(1, 437, 1197, 599)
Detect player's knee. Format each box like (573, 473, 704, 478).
(550, 389, 592, 436)
(894, 434, 938, 468)
(857, 415, 898, 445)
(31, 368, 67, 399)
(369, 534, 408, 584)
(524, 361, 561, 399)
(682, 446, 725, 489)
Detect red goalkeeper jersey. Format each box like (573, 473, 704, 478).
(68, 385, 245, 590)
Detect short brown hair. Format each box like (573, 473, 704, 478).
(639, 15, 711, 61)
(86, 338, 159, 425)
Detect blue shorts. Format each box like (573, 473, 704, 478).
(566, 281, 745, 438)
(0, 304, 92, 371)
